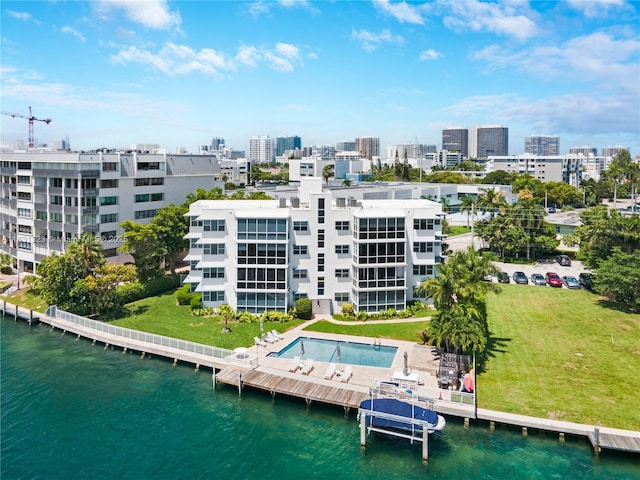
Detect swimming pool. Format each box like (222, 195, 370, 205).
(268, 337, 398, 368)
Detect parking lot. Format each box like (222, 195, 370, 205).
(489, 258, 590, 288)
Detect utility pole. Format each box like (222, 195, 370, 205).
(470, 203, 475, 248)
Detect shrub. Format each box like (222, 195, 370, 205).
(237, 311, 257, 323)
(175, 284, 193, 305)
(190, 293, 202, 310)
(116, 282, 146, 304)
(117, 275, 181, 305)
(294, 298, 312, 320)
(341, 302, 354, 318)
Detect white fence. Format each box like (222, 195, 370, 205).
(47, 305, 233, 360)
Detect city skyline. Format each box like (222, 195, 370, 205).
(1, 1, 638, 155)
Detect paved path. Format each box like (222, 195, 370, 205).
(309, 314, 432, 325)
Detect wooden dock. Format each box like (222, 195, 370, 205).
(215, 366, 369, 409)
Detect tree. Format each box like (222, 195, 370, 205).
(294, 298, 313, 320)
(66, 233, 105, 278)
(78, 264, 137, 317)
(119, 221, 165, 281)
(152, 204, 189, 274)
(477, 187, 507, 218)
(545, 181, 583, 208)
(459, 195, 475, 228)
(593, 248, 640, 312)
(36, 253, 84, 309)
(322, 164, 334, 184)
(481, 170, 516, 185)
(509, 199, 544, 258)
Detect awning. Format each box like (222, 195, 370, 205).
(196, 261, 223, 268)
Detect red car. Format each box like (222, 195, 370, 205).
(545, 271, 563, 287)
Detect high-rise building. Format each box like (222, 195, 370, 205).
(249, 136, 274, 163)
(601, 146, 627, 158)
(442, 129, 469, 158)
(183, 178, 443, 315)
(487, 154, 583, 186)
(570, 146, 597, 157)
(471, 126, 508, 158)
(211, 137, 225, 150)
(336, 141, 356, 152)
(525, 136, 559, 156)
(355, 137, 380, 159)
(276, 136, 301, 156)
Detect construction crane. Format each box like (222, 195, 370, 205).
(1, 106, 52, 148)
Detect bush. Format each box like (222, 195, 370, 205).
(190, 293, 202, 310)
(175, 284, 193, 305)
(341, 302, 354, 318)
(0, 265, 13, 274)
(294, 298, 312, 320)
(117, 275, 181, 305)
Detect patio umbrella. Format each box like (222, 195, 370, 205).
(403, 351, 409, 376)
(300, 339, 305, 355)
(463, 369, 475, 393)
(336, 344, 341, 364)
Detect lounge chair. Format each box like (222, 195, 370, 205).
(323, 362, 336, 380)
(264, 333, 278, 343)
(270, 330, 284, 340)
(287, 356, 301, 373)
(300, 359, 314, 375)
(340, 366, 352, 383)
(254, 336, 267, 347)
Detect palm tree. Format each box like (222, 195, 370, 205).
(509, 199, 544, 258)
(608, 163, 625, 211)
(460, 195, 475, 228)
(477, 187, 507, 218)
(625, 162, 640, 212)
(65, 233, 104, 278)
(322, 164, 334, 185)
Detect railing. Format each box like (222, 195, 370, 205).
(47, 306, 233, 361)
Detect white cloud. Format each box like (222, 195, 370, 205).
(110, 41, 310, 75)
(387, 103, 409, 112)
(235, 46, 261, 67)
(373, 0, 425, 24)
(351, 29, 404, 51)
(247, 1, 270, 18)
(111, 43, 232, 76)
(6, 10, 41, 24)
(278, 0, 320, 14)
(94, 0, 181, 30)
(275, 42, 300, 59)
(61, 26, 86, 43)
(247, 0, 319, 17)
(566, 0, 629, 18)
(443, 92, 640, 135)
(307, 52, 319, 60)
(471, 32, 640, 93)
(439, 0, 538, 41)
(419, 49, 442, 61)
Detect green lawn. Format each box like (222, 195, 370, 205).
(304, 320, 429, 342)
(109, 291, 304, 350)
(446, 225, 471, 236)
(2, 288, 48, 312)
(481, 284, 640, 430)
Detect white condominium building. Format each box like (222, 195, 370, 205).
(487, 154, 583, 186)
(184, 179, 444, 314)
(249, 136, 274, 163)
(1, 150, 223, 272)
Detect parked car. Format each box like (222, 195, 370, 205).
(496, 271, 510, 283)
(547, 207, 557, 213)
(530, 273, 546, 286)
(579, 272, 595, 291)
(483, 274, 493, 282)
(512, 271, 528, 284)
(562, 276, 581, 289)
(555, 254, 571, 266)
(545, 271, 563, 287)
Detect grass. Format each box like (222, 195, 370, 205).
(2, 288, 48, 312)
(446, 225, 471, 236)
(304, 320, 429, 342)
(109, 290, 305, 350)
(481, 284, 640, 431)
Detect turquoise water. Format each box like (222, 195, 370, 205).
(2, 317, 639, 480)
(269, 336, 398, 367)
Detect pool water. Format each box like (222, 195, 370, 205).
(268, 336, 398, 368)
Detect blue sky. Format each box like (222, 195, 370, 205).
(1, 1, 639, 156)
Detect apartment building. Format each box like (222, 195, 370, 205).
(487, 154, 583, 186)
(0, 150, 223, 272)
(184, 179, 444, 314)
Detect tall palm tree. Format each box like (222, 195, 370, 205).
(625, 162, 640, 212)
(460, 195, 475, 228)
(608, 162, 625, 211)
(477, 187, 507, 218)
(65, 233, 104, 278)
(322, 164, 334, 185)
(509, 200, 544, 258)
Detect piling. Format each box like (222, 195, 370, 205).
(360, 413, 367, 450)
(422, 426, 429, 463)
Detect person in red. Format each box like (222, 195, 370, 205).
(461, 369, 475, 393)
